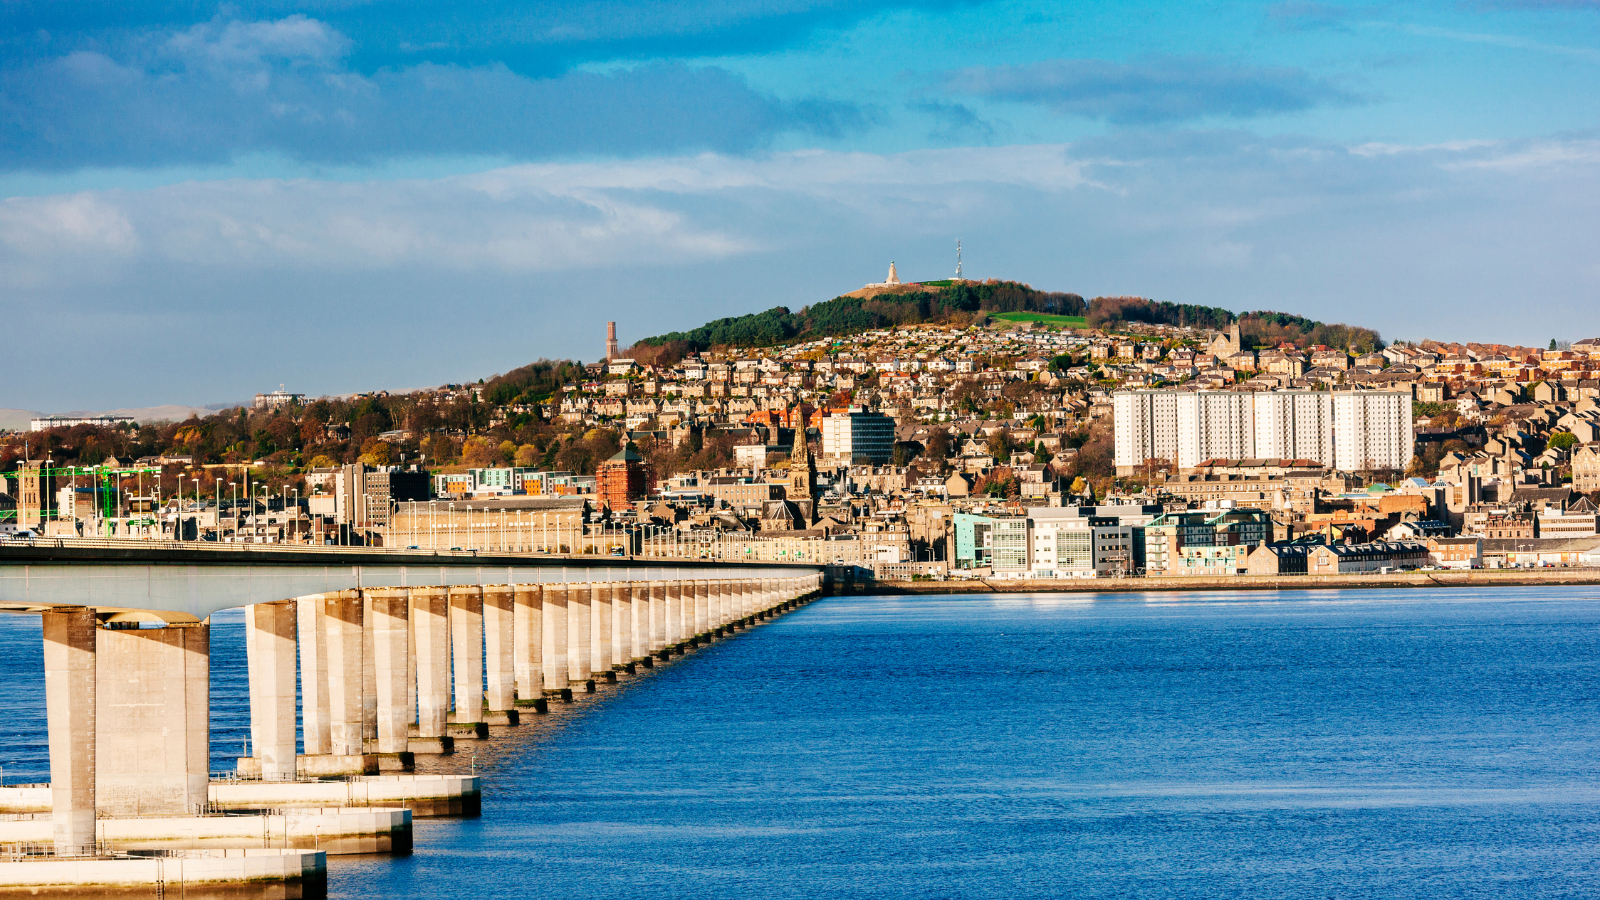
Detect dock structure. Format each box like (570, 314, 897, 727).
(0, 547, 821, 898)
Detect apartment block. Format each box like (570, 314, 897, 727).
(1114, 389, 1412, 473)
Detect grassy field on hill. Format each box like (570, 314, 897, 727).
(991, 311, 1087, 327)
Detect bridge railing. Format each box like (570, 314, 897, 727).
(0, 535, 829, 565)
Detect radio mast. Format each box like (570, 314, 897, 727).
(955, 239, 962, 279)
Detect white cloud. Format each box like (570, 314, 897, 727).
(6, 135, 1600, 408)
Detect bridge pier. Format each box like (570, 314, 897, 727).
(42, 607, 96, 856)
(541, 585, 572, 701)
(366, 588, 413, 769)
(448, 586, 487, 738)
(590, 583, 614, 683)
(649, 582, 667, 658)
(694, 580, 709, 640)
(295, 596, 330, 756)
(410, 587, 453, 754)
(625, 583, 645, 667)
(324, 591, 372, 773)
(513, 584, 546, 710)
(568, 583, 594, 693)
(483, 586, 518, 725)
(245, 600, 299, 782)
(612, 582, 627, 672)
(664, 582, 681, 654)
(678, 580, 693, 649)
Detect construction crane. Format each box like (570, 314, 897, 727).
(8, 462, 163, 532)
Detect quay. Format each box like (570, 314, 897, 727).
(857, 567, 1600, 594)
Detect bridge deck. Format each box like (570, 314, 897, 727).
(0, 541, 820, 621)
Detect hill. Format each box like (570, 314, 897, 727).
(629, 280, 1087, 363)
(630, 283, 1384, 361)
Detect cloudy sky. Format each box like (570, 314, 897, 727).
(4, 0, 1600, 410)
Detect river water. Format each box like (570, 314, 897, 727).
(5, 587, 1600, 898)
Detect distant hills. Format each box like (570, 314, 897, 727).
(629, 280, 1383, 361)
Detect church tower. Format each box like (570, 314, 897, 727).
(788, 412, 818, 524)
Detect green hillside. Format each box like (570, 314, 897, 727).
(632, 281, 1086, 360)
(630, 283, 1383, 361)
(992, 311, 1088, 327)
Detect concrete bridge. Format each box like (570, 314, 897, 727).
(0, 542, 821, 889)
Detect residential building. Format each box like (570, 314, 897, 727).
(1113, 389, 1412, 473)
(1428, 536, 1483, 569)
(30, 415, 134, 432)
(253, 389, 306, 410)
(1306, 541, 1430, 574)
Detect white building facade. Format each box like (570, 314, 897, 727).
(1114, 389, 1412, 473)
(821, 412, 896, 464)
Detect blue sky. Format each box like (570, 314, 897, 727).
(3, 0, 1600, 409)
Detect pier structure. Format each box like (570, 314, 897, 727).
(0, 545, 821, 898)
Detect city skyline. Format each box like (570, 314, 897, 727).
(6, 1, 1600, 411)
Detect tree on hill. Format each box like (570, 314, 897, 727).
(630, 281, 1086, 362)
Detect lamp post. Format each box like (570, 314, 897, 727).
(188, 477, 200, 538)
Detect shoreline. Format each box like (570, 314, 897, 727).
(847, 569, 1600, 595)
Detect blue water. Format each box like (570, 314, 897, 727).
(5, 588, 1600, 897)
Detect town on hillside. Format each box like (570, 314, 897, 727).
(5, 269, 1600, 580)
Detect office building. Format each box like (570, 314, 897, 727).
(821, 411, 896, 464)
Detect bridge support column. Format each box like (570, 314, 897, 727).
(513, 584, 546, 710)
(366, 589, 412, 769)
(591, 583, 614, 682)
(483, 586, 518, 725)
(245, 600, 298, 782)
(663, 582, 681, 654)
(542, 585, 572, 700)
(448, 586, 486, 737)
(361, 594, 377, 746)
(43, 607, 95, 856)
(617, 586, 636, 662)
(324, 592, 368, 765)
(626, 583, 646, 664)
(678, 581, 693, 647)
(295, 597, 330, 756)
(568, 584, 594, 692)
(649, 582, 666, 656)
(610, 583, 627, 671)
(694, 581, 709, 638)
(410, 587, 453, 754)
(708, 581, 723, 633)
(97, 621, 209, 817)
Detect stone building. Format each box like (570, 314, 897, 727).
(597, 444, 651, 510)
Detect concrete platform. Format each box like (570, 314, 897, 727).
(0, 848, 326, 898)
(0, 807, 411, 856)
(406, 735, 455, 754)
(0, 785, 48, 815)
(446, 722, 488, 739)
(237, 755, 378, 778)
(209, 775, 481, 818)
